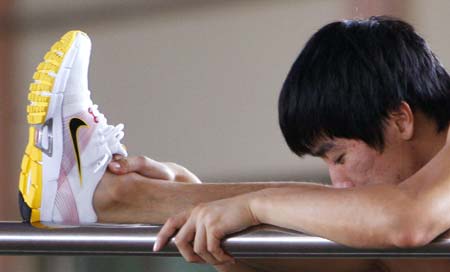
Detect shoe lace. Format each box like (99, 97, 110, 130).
(88, 104, 126, 173)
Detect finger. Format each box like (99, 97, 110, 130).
(154, 213, 188, 252)
(175, 219, 203, 263)
(109, 156, 175, 180)
(207, 228, 234, 264)
(164, 162, 202, 184)
(194, 224, 218, 264)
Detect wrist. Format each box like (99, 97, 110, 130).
(248, 188, 272, 225)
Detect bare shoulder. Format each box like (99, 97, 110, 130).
(239, 258, 382, 272)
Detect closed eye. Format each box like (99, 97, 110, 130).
(334, 154, 346, 165)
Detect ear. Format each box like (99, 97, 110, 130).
(390, 101, 414, 140)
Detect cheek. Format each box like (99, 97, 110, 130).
(371, 152, 408, 183)
(345, 152, 378, 185)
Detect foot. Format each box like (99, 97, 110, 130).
(18, 31, 127, 224)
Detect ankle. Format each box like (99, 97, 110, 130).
(93, 171, 132, 221)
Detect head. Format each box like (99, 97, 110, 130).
(279, 16, 450, 188)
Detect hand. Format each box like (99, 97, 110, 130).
(108, 155, 201, 184)
(154, 194, 260, 265)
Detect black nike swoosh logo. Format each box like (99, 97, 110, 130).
(69, 118, 88, 185)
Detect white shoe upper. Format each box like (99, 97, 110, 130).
(41, 32, 127, 224)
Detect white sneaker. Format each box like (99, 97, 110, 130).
(19, 31, 127, 224)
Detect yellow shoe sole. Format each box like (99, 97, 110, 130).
(18, 31, 82, 222)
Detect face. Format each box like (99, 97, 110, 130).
(312, 131, 418, 188)
(308, 104, 445, 188)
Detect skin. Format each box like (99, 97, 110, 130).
(94, 102, 450, 271)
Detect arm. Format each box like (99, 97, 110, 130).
(251, 182, 413, 248)
(102, 155, 323, 223)
(154, 141, 450, 265)
(252, 142, 450, 248)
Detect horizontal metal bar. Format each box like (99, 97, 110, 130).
(0, 221, 449, 257)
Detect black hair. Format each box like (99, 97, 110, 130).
(278, 16, 450, 157)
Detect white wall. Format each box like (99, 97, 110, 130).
(14, 0, 352, 183)
(407, 0, 450, 67)
(13, 0, 450, 185)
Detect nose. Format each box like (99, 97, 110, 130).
(328, 166, 354, 188)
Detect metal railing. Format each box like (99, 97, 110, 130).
(0, 221, 449, 257)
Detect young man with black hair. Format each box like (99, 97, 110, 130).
(19, 16, 450, 271)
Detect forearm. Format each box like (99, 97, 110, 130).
(173, 181, 324, 212)
(95, 172, 325, 224)
(246, 143, 450, 249)
(249, 183, 411, 248)
(152, 182, 324, 223)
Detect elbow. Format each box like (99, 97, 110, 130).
(387, 208, 433, 249)
(390, 226, 430, 248)
(381, 185, 435, 249)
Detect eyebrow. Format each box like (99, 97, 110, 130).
(311, 142, 335, 157)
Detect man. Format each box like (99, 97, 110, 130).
(18, 16, 450, 271)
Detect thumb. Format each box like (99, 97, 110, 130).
(109, 156, 176, 181)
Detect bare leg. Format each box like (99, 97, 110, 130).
(94, 170, 307, 223)
(93, 159, 370, 272)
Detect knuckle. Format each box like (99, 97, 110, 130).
(196, 203, 206, 210)
(208, 246, 220, 254)
(210, 227, 220, 237)
(203, 213, 214, 225)
(193, 205, 205, 216)
(204, 215, 218, 227)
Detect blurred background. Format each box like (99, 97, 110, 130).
(0, 0, 449, 271)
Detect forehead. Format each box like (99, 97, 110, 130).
(311, 138, 369, 157)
